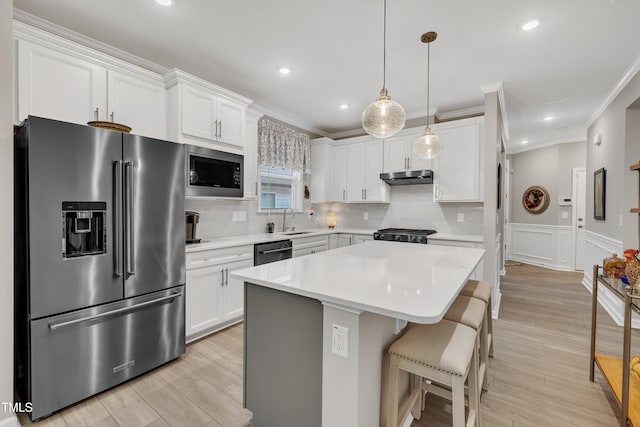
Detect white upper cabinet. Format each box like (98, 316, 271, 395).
(17, 39, 107, 126)
(165, 70, 251, 151)
(15, 32, 167, 140)
(107, 70, 166, 140)
(383, 130, 431, 173)
(431, 117, 484, 202)
(332, 145, 348, 202)
(311, 137, 388, 203)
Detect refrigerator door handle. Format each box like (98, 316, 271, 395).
(48, 290, 183, 331)
(113, 160, 123, 277)
(125, 161, 135, 276)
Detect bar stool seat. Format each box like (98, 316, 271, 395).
(386, 319, 480, 427)
(444, 295, 489, 392)
(460, 280, 494, 358)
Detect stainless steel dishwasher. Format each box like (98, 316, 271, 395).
(254, 239, 293, 265)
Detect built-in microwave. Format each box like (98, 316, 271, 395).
(185, 144, 244, 197)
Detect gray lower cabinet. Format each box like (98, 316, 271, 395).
(244, 283, 323, 427)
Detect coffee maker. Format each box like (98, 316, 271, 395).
(185, 211, 200, 244)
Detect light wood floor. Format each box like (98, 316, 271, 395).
(413, 263, 640, 427)
(18, 263, 640, 427)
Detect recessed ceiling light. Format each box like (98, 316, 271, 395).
(279, 67, 291, 75)
(156, 0, 172, 6)
(521, 140, 529, 144)
(339, 104, 349, 110)
(542, 115, 554, 122)
(522, 19, 541, 31)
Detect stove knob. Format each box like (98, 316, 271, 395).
(394, 235, 401, 241)
(409, 236, 417, 242)
(419, 236, 427, 244)
(373, 233, 380, 240)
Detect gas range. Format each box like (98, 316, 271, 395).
(373, 228, 437, 244)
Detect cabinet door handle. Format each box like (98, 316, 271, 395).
(343, 189, 346, 200)
(404, 157, 408, 169)
(94, 107, 100, 121)
(219, 120, 222, 138)
(225, 268, 229, 286)
(408, 157, 411, 169)
(110, 112, 114, 122)
(221, 268, 225, 286)
(361, 189, 364, 200)
(364, 189, 367, 200)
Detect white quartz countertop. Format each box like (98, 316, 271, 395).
(185, 228, 376, 252)
(230, 240, 485, 323)
(186, 229, 483, 252)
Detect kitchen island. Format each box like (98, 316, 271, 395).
(231, 240, 485, 427)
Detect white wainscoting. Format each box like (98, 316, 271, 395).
(0, 415, 18, 427)
(582, 230, 640, 328)
(507, 223, 575, 271)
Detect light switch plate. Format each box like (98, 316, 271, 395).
(238, 211, 247, 221)
(457, 213, 464, 222)
(364, 212, 369, 220)
(232, 211, 238, 222)
(561, 211, 569, 219)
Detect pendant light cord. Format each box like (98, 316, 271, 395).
(382, 0, 387, 89)
(426, 40, 430, 127)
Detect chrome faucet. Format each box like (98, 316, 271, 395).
(282, 207, 295, 232)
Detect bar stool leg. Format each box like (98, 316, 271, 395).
(468, 343, 480, 427)
(387, 354, 400, 427)
(480, 310, 489, 391)
(411, 374, 423, 420)
(451, 375, 466, 427)
(488, 296, 494, 358)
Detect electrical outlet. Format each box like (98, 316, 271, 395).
(457, 213, 464, 222)
(232, 211, 238, 222)
(238, 211, 247, 221)
(364, 212, 369, 220)
(332, 324, 349, 358)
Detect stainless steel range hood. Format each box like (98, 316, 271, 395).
(379, 170, 433, 185)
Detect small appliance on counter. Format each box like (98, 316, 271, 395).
(186, 211, 201, 244)
(373, 228, 437, 244)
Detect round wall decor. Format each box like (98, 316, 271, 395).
(522, 186, 550, 214)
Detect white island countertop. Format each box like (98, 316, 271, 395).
(231, 240, 485, 324)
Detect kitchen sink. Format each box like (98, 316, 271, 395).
(282, 231, 314, 235)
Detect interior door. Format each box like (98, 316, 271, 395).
(24, 117, 122, 318)
(574, 168, 587, 271)
(123, 134, 185, 298)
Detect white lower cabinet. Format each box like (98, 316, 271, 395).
(353, 234, 374, 245)
(292, 235, 329, 257)
(185, 245, 253, 341)
(429, 239, 484, 279)
(338, 234, 353, 248)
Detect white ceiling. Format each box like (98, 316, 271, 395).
(12, 0, 640, 152)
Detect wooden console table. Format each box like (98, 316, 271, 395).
(590, 265, 640, 426)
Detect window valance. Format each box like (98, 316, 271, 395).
(258, 118, 311, 174)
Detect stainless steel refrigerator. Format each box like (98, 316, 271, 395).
(14, 116, 186, 420)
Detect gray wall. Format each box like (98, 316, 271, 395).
(510, 142, 586, 225)
(625, 108, 640, 248)
(587, 70, 640, 246)
(0, 1, 14, 423)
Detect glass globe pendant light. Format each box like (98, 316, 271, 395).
(361, 0, 406, 138)
(414, 31, 442, 159)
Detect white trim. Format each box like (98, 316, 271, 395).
(13, 10, 167, 76)
(321, 301, 363, 315)
(163, 69, 252, 106)
(246, 107, 264, 122)
(480, 81, 509, 141)
(581, 230, 640, 328)
(506, 223, 575, 271)
(585, 52, 640, 128)
(437, 105, 485, 121)
(572, 168, 586, 271)
(404, 106, 439, 121)
(492, 292, 502, 320)
(250, 102, 328, 137)
(506, 135, 587, 155)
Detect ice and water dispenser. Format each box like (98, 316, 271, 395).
(61, 201, 107, 258)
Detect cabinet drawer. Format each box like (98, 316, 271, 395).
(293, 236, 330, 250)
(186, 245, 253, 269)
(293, 246, 328, 257)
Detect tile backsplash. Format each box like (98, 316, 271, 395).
(187, 185, 483, 239)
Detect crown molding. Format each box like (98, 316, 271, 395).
(507, 134, 586, 155)
(480, 81, 510, 142)
(249, 102, 328, 137)
(327, 128, 367, 139)
(163, 69, 252, 105)
(585, 52, 640, 129)
(405, 106, 439, 121)
(246, 107, 264, 121)
(13, 8, 168, 75)
(437, 105, 485, 121)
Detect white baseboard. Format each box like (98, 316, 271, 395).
(506, 223, 575, 271)
(0, 414, 19, 427)
(492, 292, 502, 320)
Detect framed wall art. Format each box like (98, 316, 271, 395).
(522, 186, 550, 214)
(594, 168, 606, 220)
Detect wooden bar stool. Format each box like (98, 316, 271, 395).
(386, 319, 480, 427)
(444, 295, 489, 392)
(460, 279, 494, 357)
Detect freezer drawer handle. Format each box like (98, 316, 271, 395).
(259, 247, 292, 255)
(48, 291, 182, 331)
